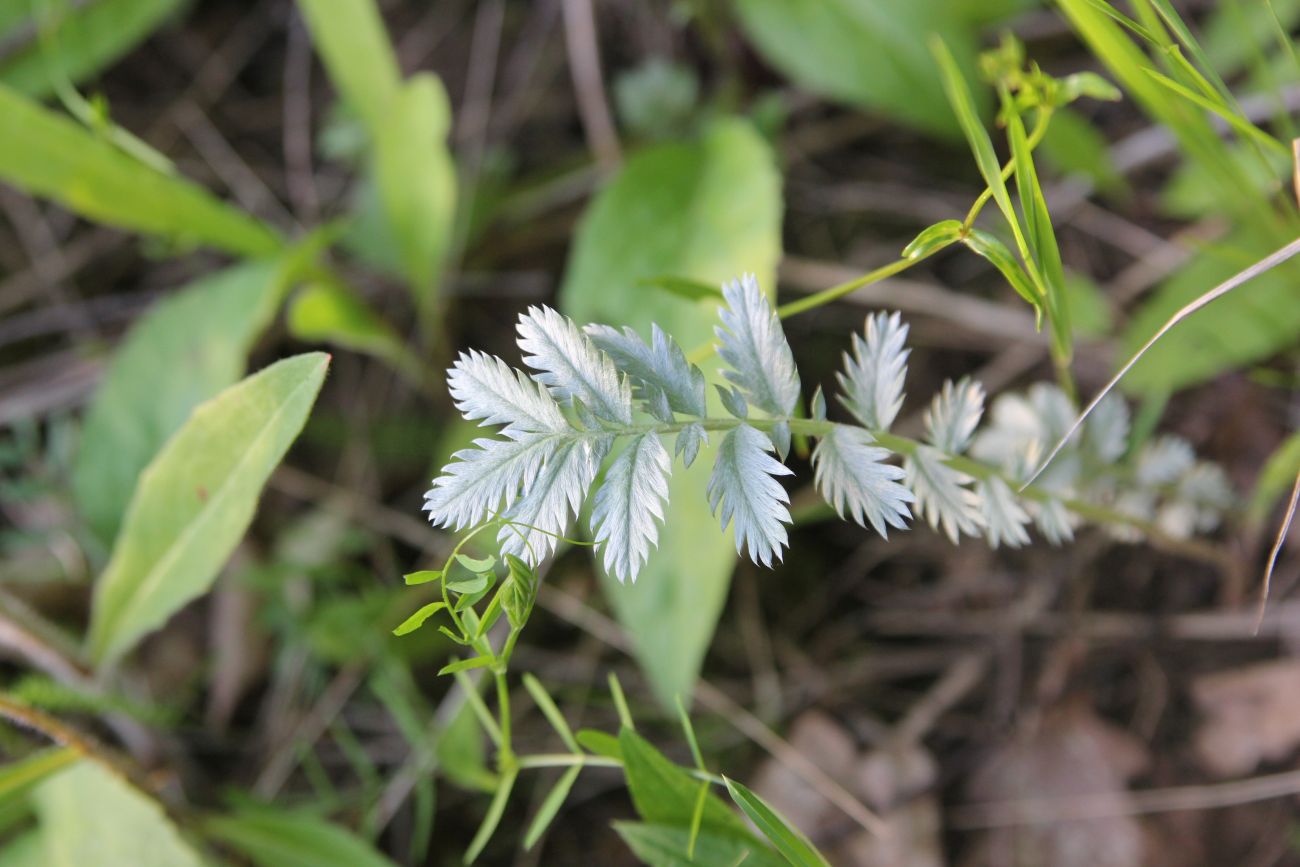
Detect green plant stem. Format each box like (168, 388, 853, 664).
(774, 255, 926, 319)
(495, 671, 514, 768)
(516, 752, 724, 785)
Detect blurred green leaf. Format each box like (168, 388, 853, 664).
(295, 0, 401, 136)
(286, 279, 420, 380)
(297, 0, 455, 319)
(1119, 231, 1300, 393)
(560, 118, 781, 707)
(204, 806, 398, 867)
(523, 765, 581, 850)
(32, 761, 203, 867)
(74, 259, 297, 545)
(575, 729, 622, 760)
(371, 73, 456, 309)
(0, 82, 280, 256)
(0, 832, 43, 867)
(722, 777, 830, 867)
(1250, 432, 1300, 523)
(1040, 106, 1126, 195)
(464, 769, 516, 864)
(437, 701, 495, 792)
(733, 0, 984, 137)
(88, 353, 330, 665)
(0, 0, 184, 99)
(0, 749, 78, 803)
(614, 823, 785, 867)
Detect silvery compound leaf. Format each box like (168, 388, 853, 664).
(924, 377, 985, 455)
(716, 384, 749, 419)
(971, 392, 1041, 469)
(590, 433, 671, 582)
(1135, 435, 1194, 488)
(1178, 462, 1234, 532)
(1026, 382, 1076, 443)
(517, 305, 632, 424)
(675, 422, 706, 468)
(1031, 498, 1075, 545)
(645, 387, 674, 423)
(1109, 489, 1155, 543)
(976, 476, 1031, 549)
(447, 349, 569, 433)
(768, 420, 791, 461)
(810, 384, 827, 421)
(905, 446, 985, 543)
(586, 323, 707, 417)
(715, 273, 800, 417)
(1082, 394, 1130, 464)
(425, 432, 564, 530)
(707, 423, 794, 567)
(837, 311, 909, 431)
(812, 425, 912, 538)
(499, 435, 610, 564)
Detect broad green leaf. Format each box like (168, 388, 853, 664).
(287, 280, 420, 380)
(560, 118, 781, 706)
(203, 807, 398, 867)
(74, 260, 296, 545)
(0, 832, 43, 867)
(0, 0, 184, 99)
(733, 0, 984, 137)
(32, 761, 203, 867)
(1250, 432, 1300, 523)
(1119, 231, 1300, 393)
(723, 777, 831, 867)
(0, 749, 78, 802)
(0, 83, 279, 256)
(619, 729, 751, 838)
(88, 353, 330, 664)
(615, 822, 786, 867)
(294, 0, 402, 136)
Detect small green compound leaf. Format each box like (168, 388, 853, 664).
(962, 228, 1043, 311)
(88, 353, 329, 665)
(392, 601, 446, 636)
(437, 656, 496, 677)
(402, 570, 442, 586)
(454, 553, 497, 574)
(902, 219, 964, 259)
(722, 777, 831, 867)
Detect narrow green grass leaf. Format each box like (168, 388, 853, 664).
(614, 822, 786, 867)
(961, 229, 1042, 310)
(618, 729, 751, 838)
(87, 353, 329, 665)
(522, 765, 581, 850)
(203, 807, 398, 867)
(0, 83, 279, 256)
(901, 219, 964, 260)
(1251, 432, 1300, 523)
(1142, 66, 1288, 155)
(723, 777, 831, 867)
(464, 770, 517, 864)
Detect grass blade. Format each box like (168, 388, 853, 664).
(722, 776, 831, 867)
(522, 765, 581, 850)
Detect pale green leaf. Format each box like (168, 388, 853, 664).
(32, 761, 203, 867)
(615, 822, 786, 867)
(293, 0, 400, 134)
(203, 807, 398, 867)
(88, 353, 330, 664)
(73, 260, 295, 545)
(286, 280, 419, 380)
(0, 0, 184, 99)
(560, 117, 781, 706)
(733, 0, 984, 137)
(0, 749, 78, 803)
(0, 83, 279, 256)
